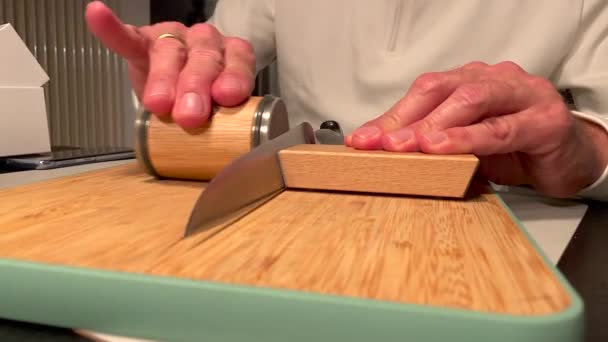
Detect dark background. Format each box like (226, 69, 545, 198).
(150, 0, 214, 26)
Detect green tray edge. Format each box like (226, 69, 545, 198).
(0, 192, 585, 342)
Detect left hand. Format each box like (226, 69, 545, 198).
(345, 61, 608, 198)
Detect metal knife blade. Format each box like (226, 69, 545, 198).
(183, 122, 317, 238)
(314, 127, 344, 145)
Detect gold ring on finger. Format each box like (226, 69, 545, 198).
(156, 33, 187, 46)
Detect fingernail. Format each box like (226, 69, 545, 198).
(176, 92, 205, 117)
(424, 131, 447, 144)
(344, 135, 352, 146)
(353, 126, 381, 139)
(148, 80, 172, 97)
(386, 128, 413, 144)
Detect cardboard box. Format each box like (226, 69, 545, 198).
(0, 23, 51, 157)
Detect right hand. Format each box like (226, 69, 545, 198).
(85, 1, 256, 128)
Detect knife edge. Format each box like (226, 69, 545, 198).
(183, 122, 316, 238)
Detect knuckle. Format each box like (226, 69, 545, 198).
(378, 112, 403, 130)
(493, 60, 525, 73)
(188, 23, 220, 38)
(188, 48, 224, 67)
(225, 37, 255, 68)
(151, 39, 187, 57)
(527, 76, 554, 91)
(186, 23, 223, 49)
(178, 73, 210, 89)
(226, 37, 254, 54)
(147, 72, 175, 84)
(459, 126, 474, 143)
(483, 117, 512, 141)
(415, 116, 440, 133)
(454, 83, 488, 110)
(462, 61, 489, 70)
(412, 72, 445, 94)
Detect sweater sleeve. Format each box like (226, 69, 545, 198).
(206, 0, 277, 74)
(552, 0, 608, 201)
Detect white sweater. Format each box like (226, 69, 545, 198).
(208, 0, 608, 201)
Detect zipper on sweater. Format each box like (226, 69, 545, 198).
(386, 0, 404, 52)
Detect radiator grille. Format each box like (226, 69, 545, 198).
(0, 0, 146, 149)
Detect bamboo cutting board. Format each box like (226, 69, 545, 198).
(0, 162, 583, 342)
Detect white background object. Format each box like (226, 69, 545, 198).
(0, 23, 51, 157)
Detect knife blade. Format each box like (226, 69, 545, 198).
(183, 122, 318, 238)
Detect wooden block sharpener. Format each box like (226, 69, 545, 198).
(0, 95, 584, 342)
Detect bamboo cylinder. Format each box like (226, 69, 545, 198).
(134, 95, 290, 181)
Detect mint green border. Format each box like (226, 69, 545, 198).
(0, 192, 584, 342)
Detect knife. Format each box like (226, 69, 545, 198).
(183, 120, 345, 238)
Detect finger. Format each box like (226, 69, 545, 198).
(381, 80, 524, 151)
(348, 126, 384, 149)
(364, 62, 489, 132)
(173, 23, 225, 128)
(380, 126, 420, 152)
(348, 64, 487, 149)
(211, 37, 256, 106)
(415, 106, 566, 156)
(409, 80, 531, 135)
(85, 1, 148, 65)
(142, 25, 189, 116)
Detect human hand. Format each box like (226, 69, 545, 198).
(345, 61, 608, 198)
(85, 1, 255, 128)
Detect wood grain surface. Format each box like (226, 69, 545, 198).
(146, 96, 262, 180)
(0, 163, 571, 316)
(279, 144, 479, 197)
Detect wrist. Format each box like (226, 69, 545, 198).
(573, 117, 608, 189)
